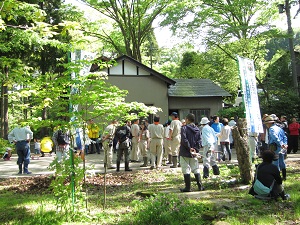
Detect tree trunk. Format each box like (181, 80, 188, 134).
(1, 66, 9, 139)
(232, 118, 252, 184)
(0, 81, 4, 138)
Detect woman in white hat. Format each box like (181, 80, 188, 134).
(200, 117, 220, 178)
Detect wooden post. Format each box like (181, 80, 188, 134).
(232, 118, 252, 184)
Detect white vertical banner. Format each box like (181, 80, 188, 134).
(70, 50, 97, 79)
(237, 55, 263, 133)
(70, 50, 97, 113)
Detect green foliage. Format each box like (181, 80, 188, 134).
(48, 153, 86, 219)
(259, 92, 300, 119)
(0, 138, 14, 155)
(259, 50, 300, 118)
(217, 105, 245, 119)
(120, 194, 212, 225)
(82, 0, 173, 62)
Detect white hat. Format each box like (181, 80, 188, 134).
(200, 117, 210, 125)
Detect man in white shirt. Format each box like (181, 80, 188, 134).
(148, 115, 164, 169)
(130, 119, 140, 162)
(168, 112, 182, 168)
(8, 123, 33, 174)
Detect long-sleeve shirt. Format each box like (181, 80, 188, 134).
(211, 122, 223, 134)
(169, 119, 182, 137)
(289, 122, 300, 136)
(148, 123, 164, 139)
(219, 125, 231, 142)
(268, 124, 287, 153)
(131, 124, 140, 139)
(179, 123, 201, 158)
(257, 162, 282, 188)
(201, 124, 217, 147)
(8, 126, 33, 143)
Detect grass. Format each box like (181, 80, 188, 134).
(0, 161, 300, 225)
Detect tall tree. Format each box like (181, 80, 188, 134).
(162, 0, 281, 102)
(0, 0, 46, 138)
(82, 0, 172, 62)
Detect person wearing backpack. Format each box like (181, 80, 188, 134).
(115, 120, 132, 172)
(52, 126, 70, 162)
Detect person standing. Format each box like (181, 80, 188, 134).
(179, 113, 204, 192)
(52, 126, 70, 163)
(163, 120, 172, 165)
(115, 121, 132, 172)
(168, 112, 182, 168)
(219, 118, 232, 162)
(288, 118, 300, 154)
(264, 115, 288, 180)
(33, 139, 41, 159)
(139, 122, 150, 167)
(148, 115, 164, 169)
(200, 117, 220, 178)
(8, 123, 33, 174)
(102, 120, 118, 169)
(130, 119, 140, 162)
(259, 114, 269, 155)
(211, 116, 223, 161)
(228, 117, 236, 149)
(87, 119, 101, 154)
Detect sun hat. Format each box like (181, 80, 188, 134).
(263, 115, 276, 124)
(200, 117, 210, 125)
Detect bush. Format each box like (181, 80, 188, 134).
(217, 105, 245, 119)
(120, 194, 212, 225)
(0, 138, 14, 156)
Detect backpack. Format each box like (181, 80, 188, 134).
(115, 126, 129, 143)
(57, 130, 70, 145)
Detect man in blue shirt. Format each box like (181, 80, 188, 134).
(211, 116, 223, 161)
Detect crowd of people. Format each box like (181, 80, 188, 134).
(4, 112, 299, 198)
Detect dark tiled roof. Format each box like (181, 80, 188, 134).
(168, 79, 231, 97)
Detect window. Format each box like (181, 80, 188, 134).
(190, 109, 210, 124)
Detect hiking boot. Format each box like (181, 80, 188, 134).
(116, 161, 120, 172)
(170, 156, 178, 168)
(203, 166, 209, 179)
(140, 157, 148, 167)
(180, 174, 191, 192)
(194, 173, 205, 191)
(212, 165, 220, 175)
(125, 162, 132, 171)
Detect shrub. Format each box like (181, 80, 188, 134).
(120, 194, 212, 225)
(0, 138, 14, 156)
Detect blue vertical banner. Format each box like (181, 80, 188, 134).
(237, 55, 263, 133)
